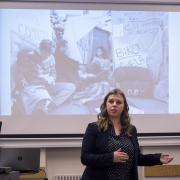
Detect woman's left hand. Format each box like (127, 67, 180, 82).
(160, 153, 174, 164)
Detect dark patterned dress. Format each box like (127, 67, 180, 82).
(106, 127, 135, 180)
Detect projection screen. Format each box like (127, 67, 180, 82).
(0, 0, 180, 135)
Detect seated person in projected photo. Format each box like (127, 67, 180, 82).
(88, 46, 112, 81)
(12, 39, 75, 115)
(74, 46, 113, 105)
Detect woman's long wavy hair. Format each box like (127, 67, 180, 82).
(96, 88, 132, 136)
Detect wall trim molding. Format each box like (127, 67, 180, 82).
(0, 136, 180, 148)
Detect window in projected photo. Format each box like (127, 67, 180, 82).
(0, 9, 170, 115)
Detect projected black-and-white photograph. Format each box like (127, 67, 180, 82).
(0, 9, 169, 115)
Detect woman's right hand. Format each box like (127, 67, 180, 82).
(113, 148, 129, 163)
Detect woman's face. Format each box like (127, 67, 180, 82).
(106, 93, 124, 119)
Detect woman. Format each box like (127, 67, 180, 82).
(91, 46, 111, 72)
(81, 88, 173, 180)
(89, 46, 112, 81)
